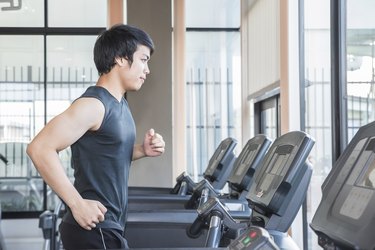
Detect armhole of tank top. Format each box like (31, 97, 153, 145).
(79, 95, 108, 133)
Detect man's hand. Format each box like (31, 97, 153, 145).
(70, 198, 107, 230)
(143, 128, 165, 157)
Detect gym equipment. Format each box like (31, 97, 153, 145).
(129, 137, 237, 196)
(189, 198, 280, 250)
(246, 131, 314, 243)
(125, 135, 272, 248)
(126, 131, 314, 249)
(129, 226, 280, 250)
(38, 135, 271, 250)
(186, 131, 314, 250)
(128, 135, 272, 211)
(39, 201, 64, 250)
(227, 226, 279, 250)
(187, 197, 249, 247)
(311, 121, 375, 249)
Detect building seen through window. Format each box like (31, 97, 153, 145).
(185, 0, 241, 180)
(0, 1, 106, 214)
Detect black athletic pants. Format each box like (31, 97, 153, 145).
(59, 222, 129, 249)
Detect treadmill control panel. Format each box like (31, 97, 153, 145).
(247, 131, 314, 216)
(205, 138, 234, 176)
(311, 122, 375, 249)
(233, 143, 259, 178)
(256, 145, 293, 198)
(331, 137, 375, 221)
(228, 226, 279, 250)
(228, 135, 271, 194)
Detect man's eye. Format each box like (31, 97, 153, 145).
(141, 59, 147, 62)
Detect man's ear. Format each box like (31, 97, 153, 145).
(115, 57, 131, 67)
(114, 57, 125, 66)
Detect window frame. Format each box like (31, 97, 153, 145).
(185, 25, 240, 180)
(0, 0, 105, 219)
(298, 0, 309, 249)
(299, 0, 348, 248)
(330, 0, 348, 160)
(253, 92, 281, 138)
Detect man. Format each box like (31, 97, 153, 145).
(27, 24, 165, 249)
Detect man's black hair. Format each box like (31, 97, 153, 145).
(94, 24, 154, 75)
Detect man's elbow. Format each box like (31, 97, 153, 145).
(26, 141, 39, 160)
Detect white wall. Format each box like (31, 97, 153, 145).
(126, 0, 174, 187)
(241, 0, 281, 142)
(244, 0, 280, 96)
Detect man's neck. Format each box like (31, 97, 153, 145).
(96, 73, 125, 102)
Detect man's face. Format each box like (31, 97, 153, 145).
(117, 45, 151, 91)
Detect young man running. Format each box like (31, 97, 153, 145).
(27, 24, 165, 249)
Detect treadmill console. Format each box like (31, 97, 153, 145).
(228, 226, 279, 250)
(228, 135, 272, 194)
(311, 121, 375, 249)
(247, 131, 314, 232)
(247, 131, 314, 213)
(203, 137, 237, 189)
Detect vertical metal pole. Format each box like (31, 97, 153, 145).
(205, 213, 222, 248)
(298, 0, 309, 249)
(43, 0, 48, 211)
(330, 0, 348, 162)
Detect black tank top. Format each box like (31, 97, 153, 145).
(62, 86, 136, 231)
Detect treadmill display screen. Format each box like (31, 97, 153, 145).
(339, 186, 373, 219)
(206, 149, 224, 175)
(356, 160, 375, 189)
(334, 138, 375, 220)
(310, 126, 375, 249)
(256, 145, 292, 196)
(234, 144, 258, 177)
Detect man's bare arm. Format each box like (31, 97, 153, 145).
(132, 129, 165, 161)
(27, 98, 107, 230)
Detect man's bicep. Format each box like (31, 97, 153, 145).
(33, 98, 104, 151)
(41, 114, 89, 152)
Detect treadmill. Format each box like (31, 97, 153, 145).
(38, 135, 271, 250)
(129, 137, 237, 196)
(125, 131, 315, 249)
(311, 121, 375, 249)
(187, 131, 315, 250)
(128, 135, 272, 211)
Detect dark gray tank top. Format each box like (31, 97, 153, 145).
(63, 86, 136, 231)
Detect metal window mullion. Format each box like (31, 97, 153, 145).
(298, 0, 309, 249)
(42, 0, 48, 211)
(330, 0, 348, 162)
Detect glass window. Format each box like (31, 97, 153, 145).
(0, 0, 44, 27)
(48, 0, 107, 27)
(346, 0, 375, 140)
(255, 95, 280, 140)
(186, 0, 240, 28)
(0, 35, 44, 212)
(303, 0, 331, 249)
(260, 106, 277, 139)
(0, 0, 104, 217)
(185, 30, 241, 179)
(45, 35, 98, 209)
